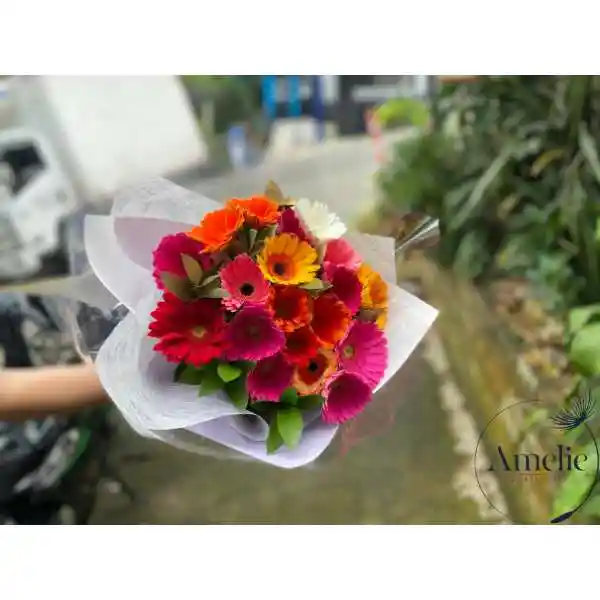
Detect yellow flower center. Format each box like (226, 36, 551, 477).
(191, 326, 207, 339)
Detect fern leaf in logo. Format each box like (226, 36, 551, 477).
(551, 388, 596, 431)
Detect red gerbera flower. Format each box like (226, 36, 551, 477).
(311, 293, 351, 347)
(269, 285, 313, 332)
(148, 293, 228, 367)
(283, 326, 322, 365)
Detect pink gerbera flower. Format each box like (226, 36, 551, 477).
(247, 353, 294, 402)
(326, 266, 362, 314)
(324, 238, 361, 273)
(278, 207, 310, 242)
(337, 320, 388, 388)
(225, 305, 285, 361)
(322, 371, 373, 424)
(219, 254, 270, 311)
(152, 233, 214, 290)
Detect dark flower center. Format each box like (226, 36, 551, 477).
(342, 345, 355, 359)
(247, 324, 261, 339)
(273, 262, 286, 276)
(240, 283, 254, 296)
(307, 360, 319, 373)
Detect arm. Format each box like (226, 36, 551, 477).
(0, 363, 109, 421)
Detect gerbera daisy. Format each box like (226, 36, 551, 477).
(292, 348, 338, 395)
(311, 293, 351, 347)
(247, 353, 294, 402)
(278, 207, 310, 242)
(283, 326, 321, 365)
(357, 262, 389, 330)
(225, 305, 285, 362)
(152, 233, 213, 290)
(187, 206, 244, 253)
(219, 253, 270, 311)
(148, 294, 227, 367)
(324, 238, 361, 272)
(295, 198, 346, 243)
(269, 285, 313, 332)
(325, 266, 362, 314)
(337, 321, 388, 388)
(228, 196, 281, 228)
(257, 233, 318, 286)
(322, 371, 372, 424)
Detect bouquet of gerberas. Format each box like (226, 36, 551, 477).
(59, 178, 437, 468)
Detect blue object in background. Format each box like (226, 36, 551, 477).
(311, 75, 325, 142)
(261, 75, 277, 120)
(287, 76, 301, 118)
(226, 125, 248, 169)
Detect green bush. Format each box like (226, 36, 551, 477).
(378, 76, 600, 314)
(375, 97, 430, 130)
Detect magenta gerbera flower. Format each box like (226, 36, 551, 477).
(152, 233, 214, 290)
(324, 238, 361, 272)
(326, 266, 362, 314)
(225, 305, 285, 361)
(322, 371, 373, 424)
(337, 320, 388, 388)
(220, 253, 270, 311)
(247, 353, 294, 402)
(278, 207, 310, 242)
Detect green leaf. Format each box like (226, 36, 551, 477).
(451, 145, 513, 230)
(178, 365, 206, 386)
(266, 419, 284, 454)
(198, 364, 224, 396)
(264, 180, 286, 204)
(198, 274, 220, 288)
(569, 323, 600, 376)
(201, 287, 229, 299)
(279, 387, 298, 405)
(296, 394, 325, 412)
(173, 362, 187, 382)
(568, 304, 600, 335)
(579, 123, 600, 185)
(160, 273, 193, 301)
(552, 443, 598, 518)
(300, 279, 331, 292)
(217, 362, 243, 383)
(225, 376, 249, 409)
(247, 228, 258, 251)
(276, 407, 304, 449)
(181, 254, 204, 284)
(579, 494, 600, 518)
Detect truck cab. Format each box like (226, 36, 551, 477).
(0, 129, 78, 281)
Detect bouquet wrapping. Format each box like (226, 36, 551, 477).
(53, 178, 438, 469)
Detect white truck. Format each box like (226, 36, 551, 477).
(0, 76, 208, 281)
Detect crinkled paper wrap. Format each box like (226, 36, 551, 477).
(60, 178, 439, 469)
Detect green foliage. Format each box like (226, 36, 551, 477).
(377, 76, 600, 313)
(375, 98, 430, 130)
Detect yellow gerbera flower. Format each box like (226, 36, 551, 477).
(258, 233, 319, 285)
(357, 263, 389, 330)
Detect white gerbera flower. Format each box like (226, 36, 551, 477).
(295, 198, 346, 242)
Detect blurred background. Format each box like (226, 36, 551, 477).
(0, 75, 598, 524)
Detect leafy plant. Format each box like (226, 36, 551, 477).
(378, 76, 600, 313)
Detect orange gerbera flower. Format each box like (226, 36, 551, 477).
(357, 263, 389, 330)
(187, 206, 244, 253)
(258, 233, 318, 286)
(293, 348, 338, 395)
(311, 293, 351, 347)
(228, 196, 280, 228)
(269, 285, 313, 332)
